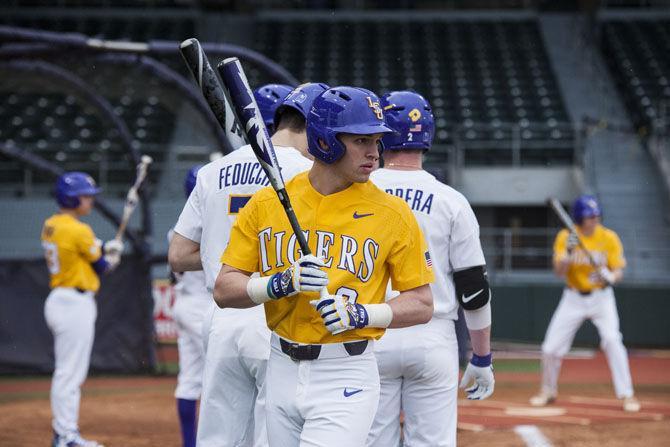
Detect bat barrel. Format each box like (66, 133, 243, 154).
(217, 57, 285, 191)
(179, 38, 229, 132)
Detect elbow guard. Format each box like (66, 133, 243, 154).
(454, 265, 491, 311)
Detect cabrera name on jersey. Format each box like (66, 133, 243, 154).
(383, 186, 434, 214)
(371, 168, 486, 321)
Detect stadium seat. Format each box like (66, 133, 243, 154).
(251, 18, 573, 166)
(602, 20, 670, 132)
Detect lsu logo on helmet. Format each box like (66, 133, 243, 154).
(366, 96, 384, 120)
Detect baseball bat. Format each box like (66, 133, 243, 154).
(216, 57, 332, 305)
(179, 38, 247, 151)
(547, 197, 598, 266)
(114, 155, 152, 242)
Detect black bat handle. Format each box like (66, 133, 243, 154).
(277, 189, 312, 256)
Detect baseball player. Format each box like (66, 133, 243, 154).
(42, 172, 123, 447)
(168, 166, 210, 447)
(254, 83, 295, 134)
(168, 83, 325, 447)
(367, 91, 494, 447)
(530, 195, 640, 412)
(214, 86, 435, 447)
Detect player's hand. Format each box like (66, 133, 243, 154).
(459, 354, 495, 400)
(567, 231, 579, 253)
(598, 267, 616, 285)
(104, 239, 124, 256)
(268, 255, 328, 299)
(310, 295, 369, 334)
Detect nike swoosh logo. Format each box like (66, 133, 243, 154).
(343, 388, 363, 397)
(462, 289, 484, 304)
(353, 212, 374, 219)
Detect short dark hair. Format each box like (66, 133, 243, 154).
(275, 108, 306, 133)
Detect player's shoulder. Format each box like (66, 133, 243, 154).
(275, 146, 311, 163)
(555, 227, 569, 240)
(598, 225, 622, 242)
(46, 214, 93, 237)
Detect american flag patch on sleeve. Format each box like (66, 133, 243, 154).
(425, 251, 432, 268)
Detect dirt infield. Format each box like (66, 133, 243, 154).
(1, 353, 668, 446)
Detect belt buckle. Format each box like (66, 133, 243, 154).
(286, 342, 301, 361)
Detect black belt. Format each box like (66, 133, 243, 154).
(279, 338, 368, 361)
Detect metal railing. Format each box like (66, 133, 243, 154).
(481, 227, 670, 284)
(449, 120, 581, 162)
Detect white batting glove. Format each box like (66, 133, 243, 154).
(104, 239, 124, 256)
(598, 267, 616, 285)
(460, 354, 495, 400)
(268, 255, 328, 299)
(310, 295, 369, 334)
(104, 253, 120, 270)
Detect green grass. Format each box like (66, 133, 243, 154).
(490, 358, 540, 373)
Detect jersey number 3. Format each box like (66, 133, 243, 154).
(42, 241, 60, 274)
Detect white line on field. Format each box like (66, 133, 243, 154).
(514, 425, 553, 447)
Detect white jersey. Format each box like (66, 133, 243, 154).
(370, 168, 485, 320)
(174, 145, 312, 291)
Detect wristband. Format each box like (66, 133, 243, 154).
(471, 353, 492, 367)
(463, 302, 491, 330)
(246, 276, 273, 305)
(362, 303, 393, 328)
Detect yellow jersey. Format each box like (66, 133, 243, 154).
(222, 172, 434, 344)
(553, 224, 626, 292)
(41, 213, 103, 292)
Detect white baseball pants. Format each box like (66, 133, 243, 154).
(44, 287, 97, 437)
(367, 318, 459, 447)
(266, 333, 380, 447)
(196, 304, 270, 447)
(540, 287, 634, 398)
(173, 293, 209, 400)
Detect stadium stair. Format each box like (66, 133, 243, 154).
(540, 14, 670, 281)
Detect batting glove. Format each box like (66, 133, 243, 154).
(268, 255, 328, 299)
(567, 231, 579, 254)
(104, 239, 124, 256)
(310, 295, 369, 334)
(459, 353, 495, 400)
(102, 239, 123, 270)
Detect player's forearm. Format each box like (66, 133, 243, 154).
(168, 233, 202, 272)
(213, 265, 256, 309)
(553, 257, 569, 278)
(386, 284, 433, 328)
(468, 325, 491, 356)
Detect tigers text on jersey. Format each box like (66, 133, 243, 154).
(174, 145, 312, 292)
(370, 168, 486, 320)
(221, 171, 434, 345)
(41, 213, 103, 292)
(554, 225, 626, 292)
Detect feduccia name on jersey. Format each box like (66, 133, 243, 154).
(219, 162, 271, 189)
(258, 228, 379, 283)
(385, 188, 434, 214)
